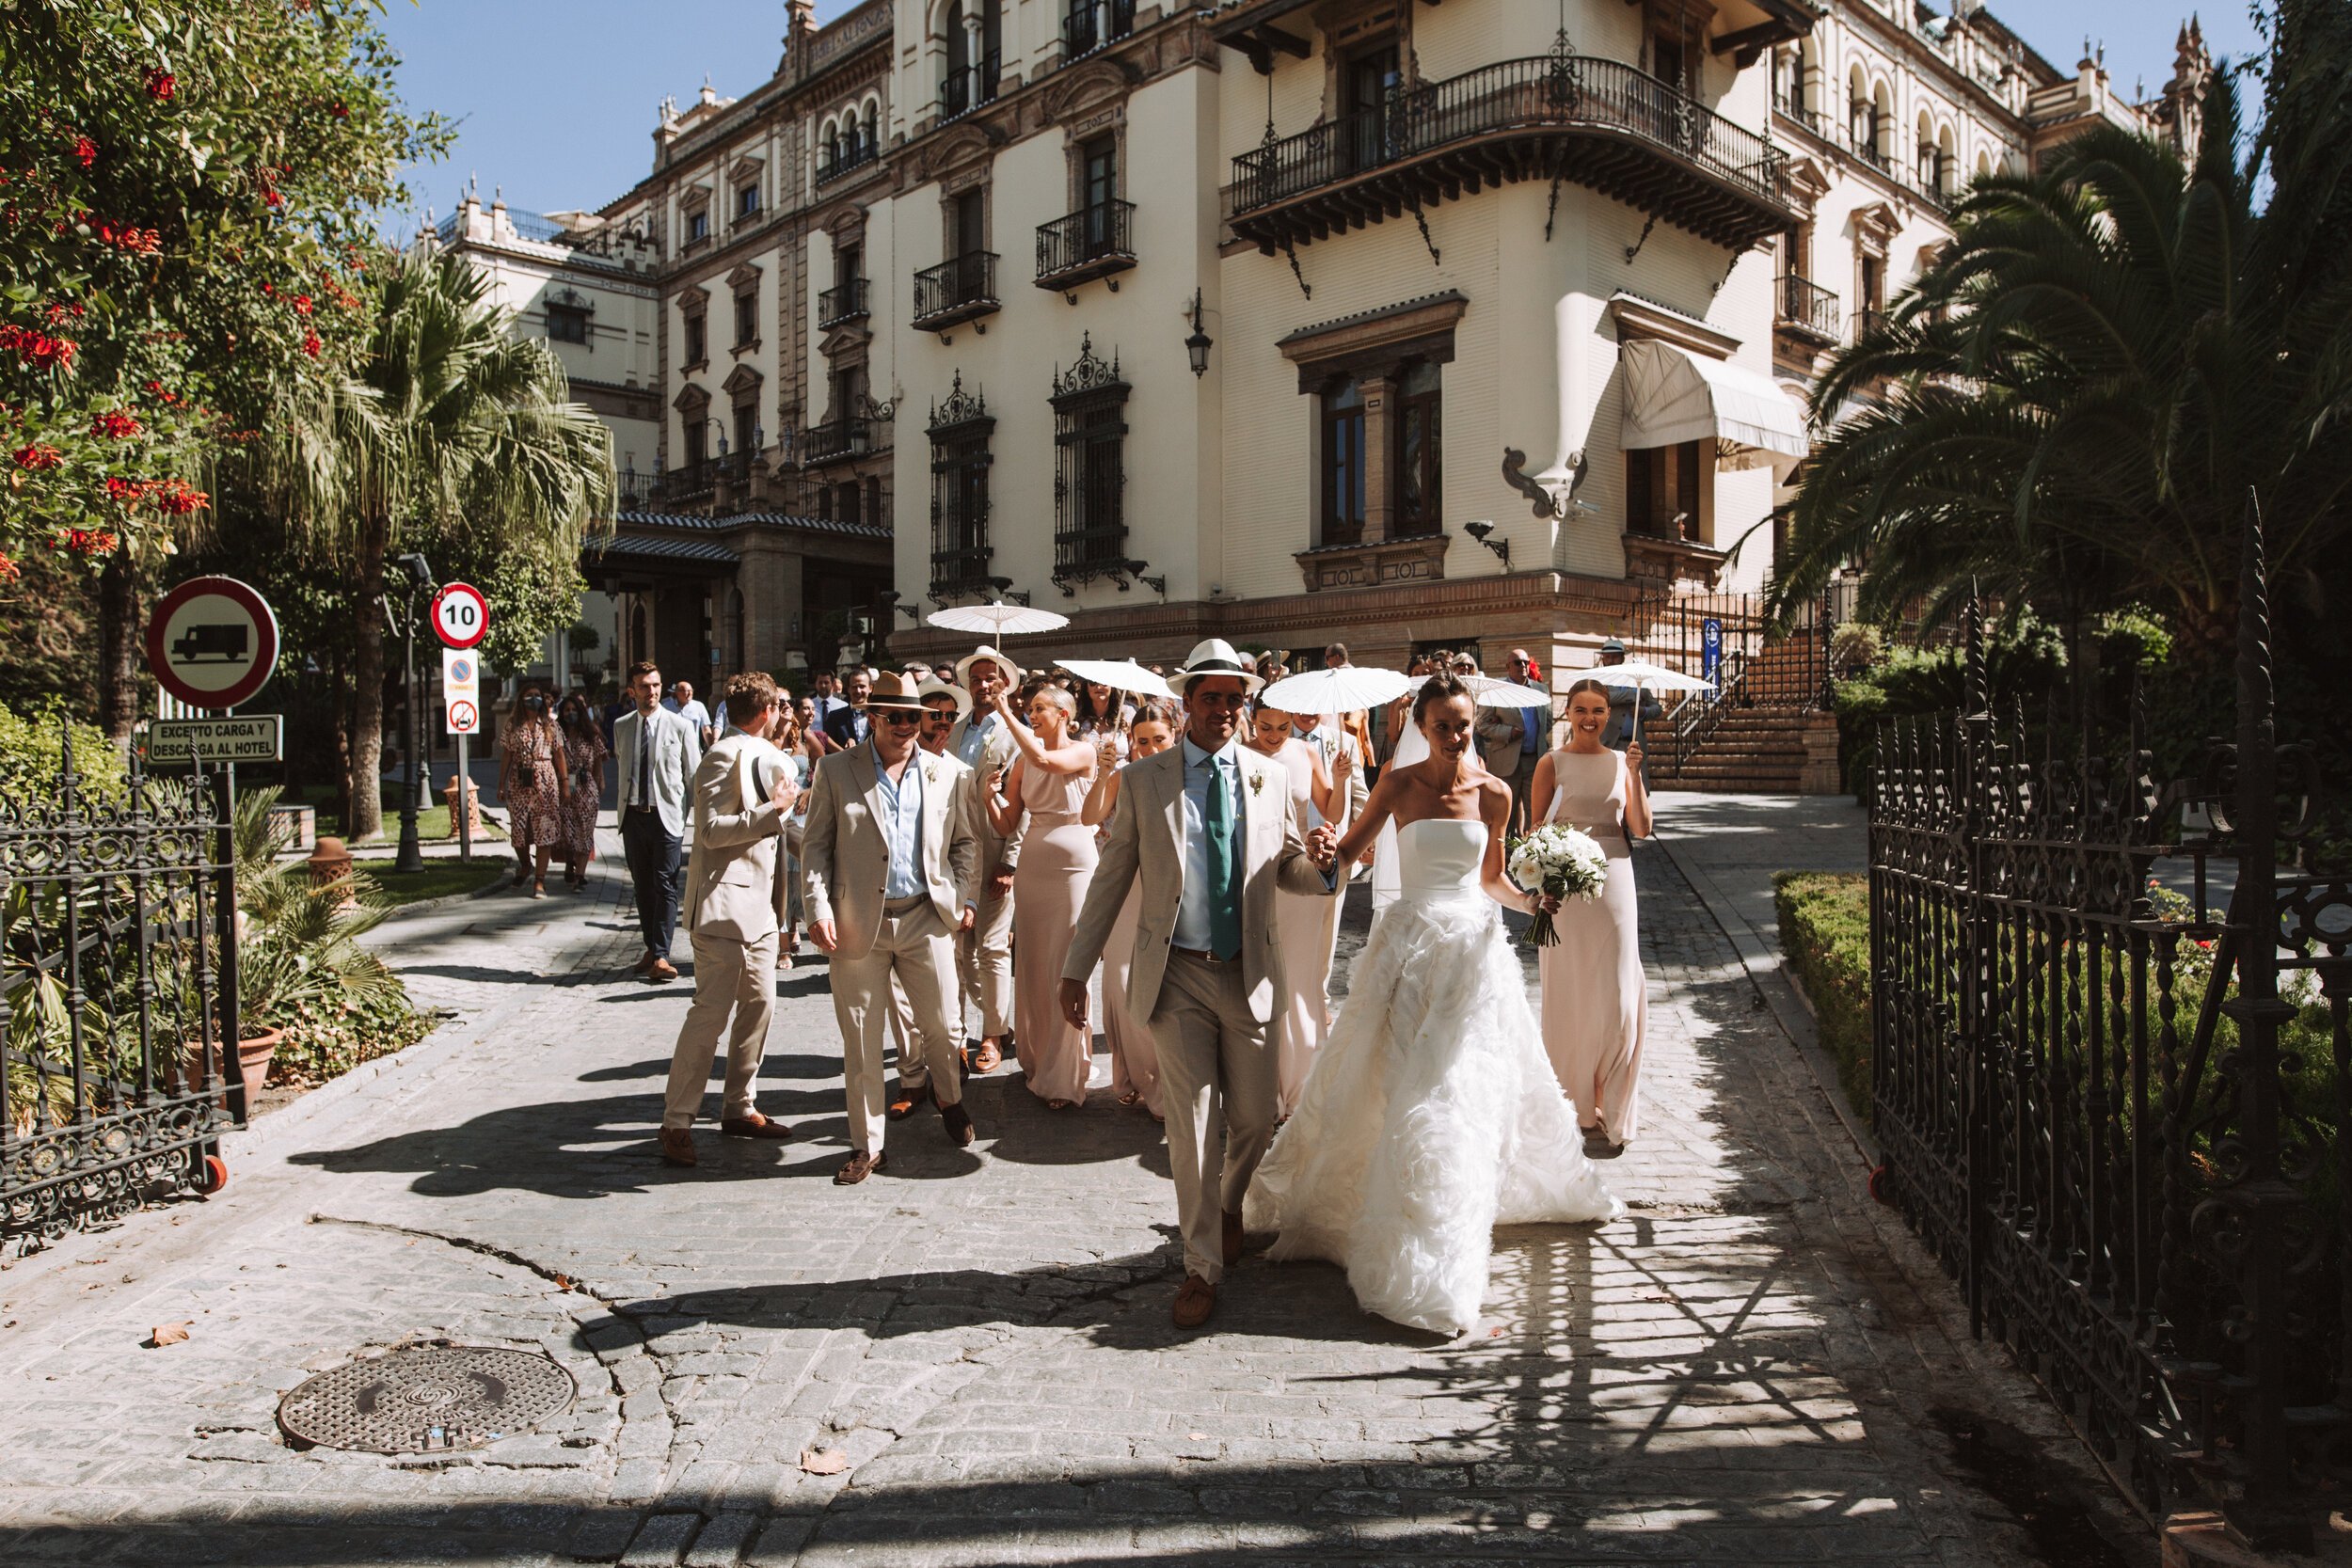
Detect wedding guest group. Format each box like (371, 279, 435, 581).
(541, 634, 1660, 1337)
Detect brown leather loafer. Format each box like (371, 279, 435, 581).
(631, 952, 656, 978)
(719, 1113, 790, 1141)
(1222, 1209, 1244, 1270)
(647, 957, 679, 982)
(834, 1149, 888, 1185)
(659, 1128, 697, 1167)
(885, 1081, 930, 1120)
(941, 1102, 975, 1148)
(1171, 1274, 1217, 1329)
(970, 1038, 1003, 1073)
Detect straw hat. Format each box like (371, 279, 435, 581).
(915, 674, 971, 719)
(953, 644, 1025, 686)
(1169, 638, 1263, 698)
(864, 670, 926, 711)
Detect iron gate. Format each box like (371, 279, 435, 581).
(1, 732, 240, 1244)
(1867, 517, 2352, 1544)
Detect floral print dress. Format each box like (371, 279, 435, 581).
(501, 721, 564, 854)
(560, 727, 607, 864)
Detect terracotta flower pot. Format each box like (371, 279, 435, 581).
(237, 1027, 286, 1107)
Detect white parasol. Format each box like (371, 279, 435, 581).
(1579, 657, 1716, 694)
(1057, 657, 1175, 702)
(927, 603, 1071, 637)
(1458, 673, 1555, 709)
(1257, 665, 1415, 716)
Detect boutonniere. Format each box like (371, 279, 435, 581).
(923, 764, 939, 787)
(1248, 770, 1267, 797)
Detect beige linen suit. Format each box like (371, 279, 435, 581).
(661, 734, 790, 1131)
(1061, 744, 1337, 1284)
(946, 713, 1023, 1040)
(802, 744, 979, 1153)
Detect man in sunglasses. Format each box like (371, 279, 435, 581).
(802, 671, 982, 1183)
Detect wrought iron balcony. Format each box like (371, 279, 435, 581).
(1062, 0, 1135, 59)
(818, 278, 869, 330)
(1777, 274, 1840, 342)
(617, 469, 661, 510)
(1228, 53, 1789, 255)
(929, 546, 994, 599)
(913, 250, 1000, 334)
(1853, 307, 1887, 343)
(803, 416, 873, 467)
(816, 141, 878, 185)
(941, 54, 1001, 121)
(660, 457, 721, 505)
(1035, 200, 1136, 293)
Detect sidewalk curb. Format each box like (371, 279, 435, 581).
(1646, 826, 1881, 1166)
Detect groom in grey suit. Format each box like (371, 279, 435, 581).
(1059, 639, 1339, 1328)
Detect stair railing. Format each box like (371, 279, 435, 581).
(1665, 648, 1750, 779)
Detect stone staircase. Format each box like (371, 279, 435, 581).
(1640, 630, 1827, 793)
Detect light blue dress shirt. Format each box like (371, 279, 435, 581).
(1172, 737, 1241, 953)
(871, 743, 926, 900)
(954, 711, 998, 770)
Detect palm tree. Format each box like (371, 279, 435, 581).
(274, 248, 613, 840)
(1772, 9, 2352, 688)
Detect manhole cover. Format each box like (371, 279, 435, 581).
(278, 1345, 576, 1454)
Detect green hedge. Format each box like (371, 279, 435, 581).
(0, 700, 122, 803)
(1774, 870, 1872, 1120)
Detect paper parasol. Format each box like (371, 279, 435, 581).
(1457, 673, 1555, 708)
(1057, 657, 1176, 702)
(927, 603, 1072, 637)
(1579, 657, 1716, 693)
(1257, 665, 1415, 716)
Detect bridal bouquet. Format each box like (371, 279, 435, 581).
(1506, 824, 1609, 947)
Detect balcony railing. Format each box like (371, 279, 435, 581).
(1854, 307, 1887, 343)
(816, 140, 878, 185)
(1035, 199, 1136, 292)
(941, 53, 1001, 121)
(1228, 54, 1788, 254)
(913, 250, 1000, 333)
(930, 545, 994, 598)
(818, 278, 869, 329)
(660, 456, 722, 504)
(617, 469, 661, 510)
(1777, 274, 1840, 341)
(803, 417, 873, 466)
(1062, 0, 1135, 58)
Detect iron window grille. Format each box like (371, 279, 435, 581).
(928, 373, 995, 597)
(912, 250, 999, 332)
(1049, 334, 1130, 589)
(1062, 0, 1136, 58)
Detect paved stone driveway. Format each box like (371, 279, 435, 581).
(0, 815, 2148, 1566)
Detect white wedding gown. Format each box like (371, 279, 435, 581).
(1244, 817, 1623, 1334)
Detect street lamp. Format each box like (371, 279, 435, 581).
(1184, 289, 1213, 378)
(389, 551, 433, 875)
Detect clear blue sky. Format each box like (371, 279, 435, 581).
(373, 0, 2261, 233)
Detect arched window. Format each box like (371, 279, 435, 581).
(1846, 67, 1871, 150)
(942, 0, 1002, 119)
(861, 99, 880, 155)
(1869, 82, 1893, 165)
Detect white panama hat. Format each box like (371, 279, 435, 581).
(1169, 638, 1264, 698)
(915, 674, 973, 719)
(953, 644, 1025, 687)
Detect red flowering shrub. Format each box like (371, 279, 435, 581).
(90, 409, 140, 439)
(144, 70, 174, 101)
(57, 529, 119, 556)
(12, 443, 63, 469)
(293, 293, 312, 315)
(0, 553, 18, 584)
(302, 330, 321, 357)
(72, 135, 96, 167)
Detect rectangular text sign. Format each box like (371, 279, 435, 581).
(149, 715, 283, 765)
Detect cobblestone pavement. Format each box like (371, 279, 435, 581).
(0, 816, 2150, 1567)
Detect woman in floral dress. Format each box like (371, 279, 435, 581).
(556, 692, 607, 892)
(498, 683, 570, 898)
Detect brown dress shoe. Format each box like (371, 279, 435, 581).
(970, 1038, 1003, 1073)
(659, 1128, 697, 1167)
(885, 1081, 931, 1120)
(647, 957, 679, 982)
(631, 952, 656, 977)
(941, 1101, 975, 1148)
(1222, 1209, 1245, 1269)
(1171, 1274, 1217, 1329)
(719, 1113, 791, 1140)
(834, 1149, 888, 1185)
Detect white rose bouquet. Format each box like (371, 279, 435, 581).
(1506, 824, 1609, 947)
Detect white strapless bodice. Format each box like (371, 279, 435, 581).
(1398, 817, 1485, 900)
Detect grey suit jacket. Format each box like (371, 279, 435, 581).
(679, 734, 789, 941)
(800, 744, 980, 962)
(1061, 745, 1336, 1028)
(613, 705, 702, 838)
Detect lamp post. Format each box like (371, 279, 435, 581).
(1184, 288, 1213, 377)
(390, 552, 433, 875)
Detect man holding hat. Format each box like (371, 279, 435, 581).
(803, 671, 984, 1182)
(1059, 639, 1341, 1327)
(947, 646, 1024, 1073)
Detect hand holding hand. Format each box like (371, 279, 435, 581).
(1057, 976, 1089, 1031)
(810, 920, 839, 954)
(1305, 824, 1339, 869)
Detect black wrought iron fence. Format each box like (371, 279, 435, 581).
(2, 736, 239, 1245)
(1867, 515, 2352, 1545)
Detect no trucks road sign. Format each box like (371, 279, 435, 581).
(146, 576, 280, 710)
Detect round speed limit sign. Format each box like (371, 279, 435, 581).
(431, 580, 488, 649)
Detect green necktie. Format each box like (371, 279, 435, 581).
(1205, 755, 1242, 960)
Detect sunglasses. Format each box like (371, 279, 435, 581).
(878, 710, 923, 727)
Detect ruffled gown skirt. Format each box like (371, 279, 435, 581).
(1245, 882, 1622, 1335)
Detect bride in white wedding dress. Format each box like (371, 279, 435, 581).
(1244, 673, 1621, 1335)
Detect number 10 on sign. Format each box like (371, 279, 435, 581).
(432, 581, 488, 649)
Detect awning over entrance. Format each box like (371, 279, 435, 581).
(1618, 339, 1811, 473)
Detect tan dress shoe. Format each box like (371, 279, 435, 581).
(834, 1149, 888, 1185)
(659, 1128, 697, 1167)
(1171, 1274, 1217, 1329)
(647, 957, 679, 982)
